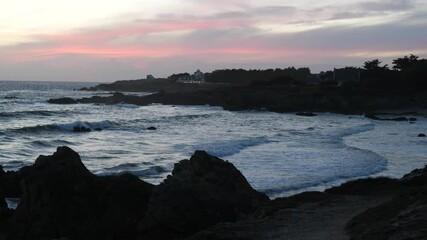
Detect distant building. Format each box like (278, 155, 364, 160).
(305, 73, 321, 85)
(147, 74, 155, 80)
(334, 68, 360, 85)
(177, 69, 205, 84)
(193, 69, 204, 81)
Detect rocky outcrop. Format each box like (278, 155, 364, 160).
(1, 147, 153, 240)
(0, 148, 269, 240)
(138, 150, 269, 240)
(328, 166, 427, 240)
(48, 82, 427, 115)
(401, 166, 427, 186)
(188, 166, 427, 240)
(346, 188, 427, 239)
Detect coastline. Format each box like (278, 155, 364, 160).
(50, 84, 427, 116)
(1, 147, 426, 239)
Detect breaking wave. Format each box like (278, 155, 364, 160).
(11, 120, 115, 133)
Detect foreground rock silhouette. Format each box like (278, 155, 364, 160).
(0, 147, 153, 240)
(1, 147, 427, 240)
(138, 151, 268, 240)
(0, 147, 268, 240)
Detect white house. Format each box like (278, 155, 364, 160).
(177, 69, 205, 84)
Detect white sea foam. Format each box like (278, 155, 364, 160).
(175, 136, 271, 157)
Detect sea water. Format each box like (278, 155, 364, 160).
(1, 80, 426, 198)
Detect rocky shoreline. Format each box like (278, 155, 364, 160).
(1, 147, 426, 239)
(49, 84, 427, 115)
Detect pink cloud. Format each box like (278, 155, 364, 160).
(0, 16, 255, 63)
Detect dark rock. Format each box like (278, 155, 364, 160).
(4, 96, 17, 99)
(48, 97, 77, 104)
(347, 189, 427, 240)
(365, 114, 409, 121)
(346, 166, 427, 239)
(112, 92, 125, 98)
(4, 147, 153, 240)
(296, 112, 317, 117)
(146, 126, 157, 130)
(73, 126, 91, 132)
(325, 177, 402, 196)
(418, 133, 426, 137)
(0, 197, 5, 209)
(364, 113, 380, 120)
(0, 166, 22, 198)
(389, 117, 408, 121)
(138, 150, 269, 240)
(401, 166, 427, 186)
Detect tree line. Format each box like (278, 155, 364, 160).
(166, 54, 426, 91)
(361, 54, 427, 90)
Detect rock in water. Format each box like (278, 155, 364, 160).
(48, 97, 77, 104)
(73, 126, 91, 132)
(418, 133, 426, 137)
(138, 150, 269, 240)
(146, 126, 157, 130)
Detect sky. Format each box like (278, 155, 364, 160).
(1, 0, 426, 82)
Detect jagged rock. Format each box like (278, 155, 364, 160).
(138, 150, 269, 240)
(48, 97, 77, 104)
(3, 147, 153, 240)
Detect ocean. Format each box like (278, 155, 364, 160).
(1, 80, 427, 198)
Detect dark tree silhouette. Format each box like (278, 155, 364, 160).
(363, 59, 388, 71)
(392, 54, 419, 71)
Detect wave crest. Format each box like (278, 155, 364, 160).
(12, 120, 114, 133)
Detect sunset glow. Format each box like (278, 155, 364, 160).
(1, 0, 427, 81)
